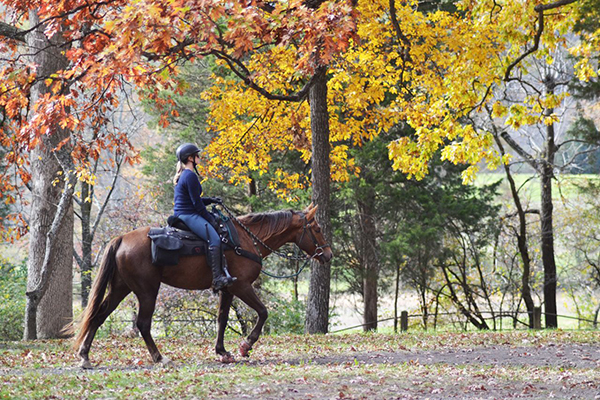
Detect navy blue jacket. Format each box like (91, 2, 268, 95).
(173, 169, 216, 222)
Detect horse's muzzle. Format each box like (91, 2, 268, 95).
(317, 248, 333, 264)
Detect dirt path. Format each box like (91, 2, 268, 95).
(307, 342, 600, 369)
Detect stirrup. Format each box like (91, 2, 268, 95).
(213, 276, 237, 292)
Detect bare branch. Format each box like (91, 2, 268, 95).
(503, 209, 540, 219)
(500, 131, 539, 171)
(73, 248, 83, 268)
(557, 147, 598, 170)
(90, 155, 121, 239)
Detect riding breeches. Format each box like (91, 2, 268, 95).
(177, 213, 221, 248)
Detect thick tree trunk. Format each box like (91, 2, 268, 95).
(305, 67, 332, 334)
(358, 197, 379, 332)
(541, 77, 558, 329)
(24, 10, 74, 340)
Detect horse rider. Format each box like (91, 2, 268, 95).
(172, 143, 237, 291)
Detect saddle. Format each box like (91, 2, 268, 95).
(148, 210, 261, 266)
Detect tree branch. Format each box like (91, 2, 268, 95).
(91, 155, 121, 239)
(0, 21, 27, 43)
(500, 131, 539, 171)
(211, 50, 315, 102)
(389, 0, 411, 59)
(73, 248, 83, 268)
(503, 209, 540, 219)
(503, 0, 578, 81)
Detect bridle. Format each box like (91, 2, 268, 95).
(297, 214, 331, 260)
(221, 204, 330, 262)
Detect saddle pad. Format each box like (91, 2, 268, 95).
(148, 226, 207, 266)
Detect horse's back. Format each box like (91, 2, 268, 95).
(116, 226, 213, 291)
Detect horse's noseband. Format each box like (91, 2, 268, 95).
(300, 216, 330, 260)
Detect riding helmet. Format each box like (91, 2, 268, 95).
(176, 143, 201, 163)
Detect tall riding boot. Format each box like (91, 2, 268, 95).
(207, 246, 236, 291)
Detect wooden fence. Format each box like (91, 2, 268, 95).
(329, 307, 600, 333)
(103, 306, 599, 337)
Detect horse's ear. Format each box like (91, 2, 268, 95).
(306, 203, 318, 219)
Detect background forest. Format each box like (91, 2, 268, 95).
(1, 0, 600, 341)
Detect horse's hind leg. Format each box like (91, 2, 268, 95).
(215, 290, 235, 362)
(232, 285, 268, 358)
(78, 282, 131, 369)
(134, 289, 167, 365)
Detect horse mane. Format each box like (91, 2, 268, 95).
(238, 209, 297, 242)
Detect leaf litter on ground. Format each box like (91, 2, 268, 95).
(1, 330, 599, 399)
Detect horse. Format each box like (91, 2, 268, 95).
(69, 204, 332, 369)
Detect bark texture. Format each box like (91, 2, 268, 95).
(541, 76, 558, 329)
(305, 67, 332, 334)
(358, 197, 379, 332)
(79, 181, 93, 308)
(24, 10, 74, 340)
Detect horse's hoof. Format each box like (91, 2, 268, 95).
(219, 353, 235, 363)
(240, 340, 252, 358)
(80, 360, 93, 370)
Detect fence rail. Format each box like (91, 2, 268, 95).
(329, 307, 600, 334)
(101, 306, 600, 338)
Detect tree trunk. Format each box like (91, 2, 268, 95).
(75, 156, 120, 308)
(494, 133, 536, 328)
(394, 263, 400, 332)
(305, 67, 332, 334)
(24, 10, 74, 340)
(541, 77, 558, 329)
(80, 181, 93, 308)
(541, 140, 558, 328)
(358, 197, 379, 332)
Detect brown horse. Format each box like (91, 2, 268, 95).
(70, 204, 332, 369)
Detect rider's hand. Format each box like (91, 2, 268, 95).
(212, 197, 223, 204)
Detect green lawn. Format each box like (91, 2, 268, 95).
(475, 172, 600, 203)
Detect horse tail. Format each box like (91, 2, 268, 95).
(71, 236, 123, 350)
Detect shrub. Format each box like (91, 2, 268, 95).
(0, 258, 27, 341)
(264, 297, 306, 334)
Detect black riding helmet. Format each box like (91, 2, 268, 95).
(176, 143, 201, 163)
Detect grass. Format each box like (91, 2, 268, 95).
(475, 172, 600, 203)
(1, 330, 599, 399)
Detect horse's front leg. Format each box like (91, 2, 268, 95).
(216, 290, 235, 363)
(234, 285, 268, 358)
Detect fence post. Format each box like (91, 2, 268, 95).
(533, 307, 542, 330)
(400, 311, 408, 332)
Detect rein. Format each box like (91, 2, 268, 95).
(220, 204, 329, 279)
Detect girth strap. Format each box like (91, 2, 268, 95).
(229, 245, 262, 265)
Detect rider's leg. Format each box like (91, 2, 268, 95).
(178, 214, 236, 291)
